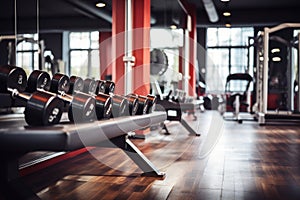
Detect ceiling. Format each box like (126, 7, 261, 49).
(0, 0, 300, 34)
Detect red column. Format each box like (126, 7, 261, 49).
(178, 46, 184, 90)
(99, 32, 112, 80)
(112, 0, 126, 94)
(188, 6, 197, 97)
(179, 0, 197, 97)
(132, 0, 151, 136)
(112, 0, 151, 95)
(132, 0, 151, 95)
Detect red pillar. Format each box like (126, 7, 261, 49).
(188, 6, 197, 97)
(112, 0, 151, 95)
(132, 0, 151, 136)
(112, 0, 126, 94)
(178, 46, 184, 90)
(99, 32, 112, 80)
(179, 0, 197, 97)
(132, 0, 151, 95)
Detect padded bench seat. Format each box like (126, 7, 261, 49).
(0, 111, 167, 200)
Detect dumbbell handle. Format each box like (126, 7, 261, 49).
(37, 88, 72, 102)
(8, 88, 63, 125)
(38, 87, 96, 122)
(8, 88, 31, 101)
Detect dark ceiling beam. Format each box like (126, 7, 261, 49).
(65, 0, 112, 23)
(196, 8, 300, 27)
(0, 17, 112, 34)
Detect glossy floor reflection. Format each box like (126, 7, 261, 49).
(19, 111, 300, 200)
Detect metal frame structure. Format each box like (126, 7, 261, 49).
(256, 23, 300, 124)
(0, 34, 45, 70)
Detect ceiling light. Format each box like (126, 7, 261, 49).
(223, 12, 231, 17)
(272, 56, 281, 62)
(221, 0, 230, 2)
(225, 23, 231, 28)
(271, 48, 280, 53)
(96, 2, 106, 8)
(170, 25, 177, 30)
(202, 0, 219, 23)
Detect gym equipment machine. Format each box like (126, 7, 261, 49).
(222, 73, 253, 123)
(155, 98, 200, 136)
(0, 65, 64, 126)
(255, 23, 300, 124)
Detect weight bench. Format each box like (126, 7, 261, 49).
(155, 99, 201, 136)
(0, 111, 167, 200)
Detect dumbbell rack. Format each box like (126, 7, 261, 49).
(0, 96, 167, 199)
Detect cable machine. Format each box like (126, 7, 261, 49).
(255, 23, 300, 124)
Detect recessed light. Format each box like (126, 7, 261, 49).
(225, 23, 231, 28)
(271, 48, 280, 53)
(221, 0, 230, 2)
(272, 56, 281, 62)
(223, 12, 231, 17)
(259, 56, 264, 61)
(96, 2, 106, 8)
(170, 25, 177, 30)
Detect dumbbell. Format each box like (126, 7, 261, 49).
(145, 94, 157, 113)
(68, 75, 84, 95)
(110, 94, 130, 117)
(72, 77, 121, 119)
(40, 72, 96, 123)
(69, 76, 112, 120)
(126, 94, 151, 115)
(124, 95, 139, 116)
(28, 71, 111, 120)
(0, 65, 63, 126)
(26, 70, 51, 92)
(95, 80, 115, 95)
(83, 78, 97, 95)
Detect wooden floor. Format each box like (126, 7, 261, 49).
(19, 111, 300, 199)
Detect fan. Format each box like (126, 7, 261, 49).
(150, 48, 168, 76)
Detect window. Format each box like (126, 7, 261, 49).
(150, 28, 184, 93)
(16, 34, 39, 74)
(206, 27, 254, 93)
(69, 31, 100, 79)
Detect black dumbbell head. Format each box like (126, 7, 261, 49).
(68, 76, 84, 94)
(24, 91, 64, 126)
(104, 81, 115, 94)
(111, 95, 129, 117)
(50, 73, 70, 94)
(95, 80, 105, 95)
(26, 70, 51, 93)
(83, 78, 97, 94)
(125, 95, 139, 116)
(146, 94, 157, 113)
(68, 92, 96, 123)
(95, 93, 112, 119)
(0, 65, 27, 92)
(128, 94, 150, 115)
